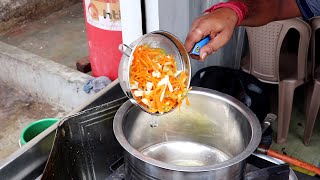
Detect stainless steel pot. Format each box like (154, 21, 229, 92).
(113, 87, 262, 180)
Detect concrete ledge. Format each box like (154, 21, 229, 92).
(0, 0, 80, 32)
(0, 41, 94, 111)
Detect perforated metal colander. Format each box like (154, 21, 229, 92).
(118, 30, 191, 115)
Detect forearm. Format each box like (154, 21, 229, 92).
(230, 0, 302, 26)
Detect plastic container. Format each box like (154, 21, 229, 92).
(83, 0, 122, 80)
(20, 118, 59, 146)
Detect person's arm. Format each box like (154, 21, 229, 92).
(236, 0, 302, 26)
(184, 0, 302, 60)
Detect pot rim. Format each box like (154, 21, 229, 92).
(113, 87, 262, 172)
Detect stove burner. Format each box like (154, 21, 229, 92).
(245, 164, 289, 180)
(106, 165, 125, 180)
(105, 155, 291, 180)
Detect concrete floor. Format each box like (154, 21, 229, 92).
(0, 3, 88, 70)
(0, 2, 90, 161)
(270, 85, 320, 175)
(0, 83, 65, 160)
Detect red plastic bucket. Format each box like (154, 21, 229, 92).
(83, 0, 122, 80)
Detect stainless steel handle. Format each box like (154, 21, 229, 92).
(118, 44, 132, 57)
(262, 113, 277, 133)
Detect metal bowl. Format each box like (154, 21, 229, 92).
(114, 87, 262, 180)
(118, 30, 191, 115)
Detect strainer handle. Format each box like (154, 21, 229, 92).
(119, 44, 133, 57)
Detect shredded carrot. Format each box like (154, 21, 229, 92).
(185, 96, 190, 106)
(129, 45, 190, 114)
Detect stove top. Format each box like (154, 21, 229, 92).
(41, 97, 318, 180)
(105, 154, 296, 180)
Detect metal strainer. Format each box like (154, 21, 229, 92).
(118, 30, 191, 115)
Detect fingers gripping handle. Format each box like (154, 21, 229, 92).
(190, 36, 210, 56)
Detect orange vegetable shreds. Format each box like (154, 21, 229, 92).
(129, 45, 190, 114)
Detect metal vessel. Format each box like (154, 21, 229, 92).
(114, 87, 262, 180)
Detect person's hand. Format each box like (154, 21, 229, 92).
(184, 8, 239, 60)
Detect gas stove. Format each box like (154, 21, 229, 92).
(104, 153, 297, 180)
(41, 96, 317, 180)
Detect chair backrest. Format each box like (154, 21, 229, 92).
(311, 17, 320, 78)
(245, 22, 283, 82)
(311, 17, 320, 29)
(245, 18, 311, 83)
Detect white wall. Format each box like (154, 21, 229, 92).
(119, 0, 143, 45)
(145, 0, 160, 33)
